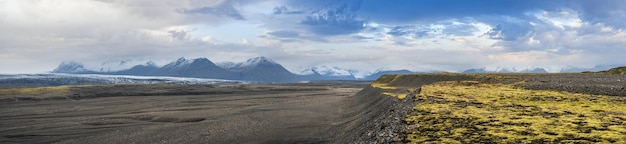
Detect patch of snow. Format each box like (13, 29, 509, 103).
(163, 57, 195, 69)
(79, 59, 168, 72)
(53, 61, 89, 73)
(464, 66, 552, 73)
(314, 66, 354, 76)
(215, 62, 237, 69)
(237, 56, 277, 68)
(219, 57, 279, 69)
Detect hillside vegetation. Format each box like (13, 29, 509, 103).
(596, 66, 626, 74)
(371, 74, 626, 143)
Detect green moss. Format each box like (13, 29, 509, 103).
(0, 86, 71, 96)
(404, 81, 626, 143)
(371, 75, 410, 99)
(603, 66, 626, 74)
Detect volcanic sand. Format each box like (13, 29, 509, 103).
(0, 82, 367, 144)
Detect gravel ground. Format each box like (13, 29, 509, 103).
(517, 74, 626, 96)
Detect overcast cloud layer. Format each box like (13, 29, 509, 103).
(1, 0, 626, 73)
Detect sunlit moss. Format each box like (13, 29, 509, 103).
(0, 86, 71, 96)
(371, 75, 410, 99)
(404, 81, 626, 143)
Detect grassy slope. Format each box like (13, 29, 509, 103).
(584, 66, 626, 74)
(598, 66, 626, 74)
(372, 74, 626, 143)
(0, 86, 73, 100)
(0, 84, 221, 101)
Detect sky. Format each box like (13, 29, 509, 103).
(1, 0, 626, 74)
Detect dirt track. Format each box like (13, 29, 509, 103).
(0, 83, 366, 144)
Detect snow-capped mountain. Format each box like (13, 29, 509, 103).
(222, 57, 301, 82)
(297, 66, 356, 76)
(157, 57, 236, 79)
(162, 57, 195, 69)
(521, 68, 548, 73)
(90, 59, 159, 73)
(51, 56, 302, 82)
(52, 56, 420, 82)
(219, 57, 281, 72)
(462, 67, 549, 73)
(52, 61, 91, 73)
(293, 65, 358, 80)
(560, 65, 620, 73)
(238, 56, 278, 68)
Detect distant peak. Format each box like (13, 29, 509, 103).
(294, 65, 357, 76)
(53, 61, 88, 73)
(163, 57, 194, 68)
(60, 61, 83, 66)
(240, 56, 278, 67)
(247, 56, 276, 64)
(192, 57, 210, 62)
(176, 57, 187, 62)
(145, 61, 157, 66)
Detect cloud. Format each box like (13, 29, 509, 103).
(272, 6, 304, 15)
(351, 35, 373, 40)
(440, 22, 480, 36)
(168, 28, 195, 41)
(483, 23, 532, 41)
(267, 30, 300, 38)
(483, 8, 625, 54)
(574, 0, 626, 28)
(299, 3, 367, 35)
(260, 30, 328, 43)
(176, 6, 246, 20)
(387, 26, 418, 37)
(356, 0, 563, 23)
(285, 0, 626, 40)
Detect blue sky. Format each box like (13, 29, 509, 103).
(1, 0, 626, 74)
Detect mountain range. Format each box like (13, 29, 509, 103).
(460, 65, 624, 74)
(461, 67, 549, 73)
(52, 57, 412, 82)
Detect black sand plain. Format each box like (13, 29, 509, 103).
(0, 82, 368, 144)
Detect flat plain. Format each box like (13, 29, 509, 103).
(0, 82, 367, 144)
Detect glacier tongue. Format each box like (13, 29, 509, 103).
(86, 59, 163, 73)
(295, 65, 356, 76)
(216, 62, 237, 69)
(0, 73, 245, 86)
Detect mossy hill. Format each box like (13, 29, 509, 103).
(583, 66, 626, 74)
(370, 73, 626, 143)
(598, 66, 626, 74)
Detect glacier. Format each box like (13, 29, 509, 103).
(0, 73, 245, 87)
